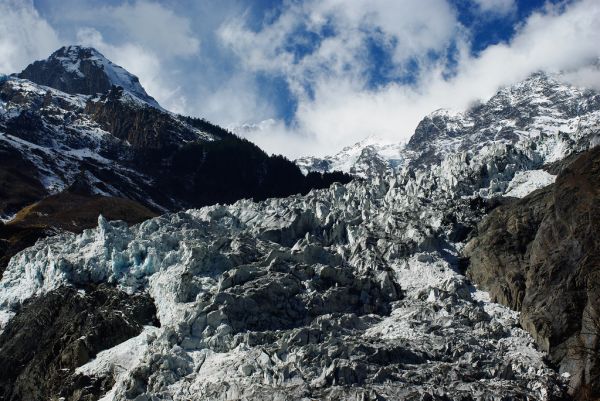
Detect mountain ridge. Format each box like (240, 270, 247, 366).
(1, 46, 352, 214)
(298, 71, 600, 179)
(0, 46, 352, 275)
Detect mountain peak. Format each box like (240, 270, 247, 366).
(17, 45, 160, 108)
(53, 45, 102, 60)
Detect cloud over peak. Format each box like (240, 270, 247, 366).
(0, 0, 60, 74)
(218, 0, 600, 157)
(2, 0, 599, 158)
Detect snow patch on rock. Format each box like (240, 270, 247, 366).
(505, 170, 556, 198)
(77, 326, 159, 401)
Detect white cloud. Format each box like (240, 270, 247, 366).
(93, 1, 200, 58)
(219, 0, 459, 97)
(0, 0, 60, 74)
(197, 74, 277, 128)
(223, 0, 600, 158)
(561, 62, 600, 91)
(233, 119, 320, 158)
(56, 0, 200, 58)
(219, 0, 466, 156)
(472, 0, 516, 16)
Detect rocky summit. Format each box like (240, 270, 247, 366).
(18, 46, 161, 109)
(0, 69, 599, 400)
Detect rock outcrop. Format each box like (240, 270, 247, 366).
(465, 146, 600, 399)
(0, 284, 158, 401)
(0, 142, 47, 217)
(18, 46, 160, 108)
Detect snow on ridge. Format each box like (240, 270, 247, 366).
(295, 135, 406, 176)
(297, 72, 600, 178)
(2, 77, 89, 110)
(0, 73, 212, 202)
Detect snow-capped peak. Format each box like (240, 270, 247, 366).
(18, 45, 161, 109)
(295, 134, 406, 177)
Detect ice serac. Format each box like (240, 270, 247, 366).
(3, 71, 600, 400)
(0, 183, 566, 400)
(18, 45, 161, 108)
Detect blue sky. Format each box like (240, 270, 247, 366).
(1, 0, 598, 157)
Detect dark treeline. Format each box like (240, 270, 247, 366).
(142, 116, 353, 207)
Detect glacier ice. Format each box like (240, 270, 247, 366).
(2, 71, 600, 399)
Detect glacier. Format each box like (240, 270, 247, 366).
(1, 72, 600, 400)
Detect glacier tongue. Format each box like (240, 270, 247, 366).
(0, 162, 568, 399)
(2, 71, 600, 400)
(1, 197, 561, 399)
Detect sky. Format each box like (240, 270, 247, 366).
(1, 0, 599, 158)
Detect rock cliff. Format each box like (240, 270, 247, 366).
(465, 146, 600, 398)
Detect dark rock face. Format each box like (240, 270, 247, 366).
(84, 87, 198, 149)
(0, 142, 47, 217)
(0, 284, 158, 401)
(465, 146, 600, 399)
